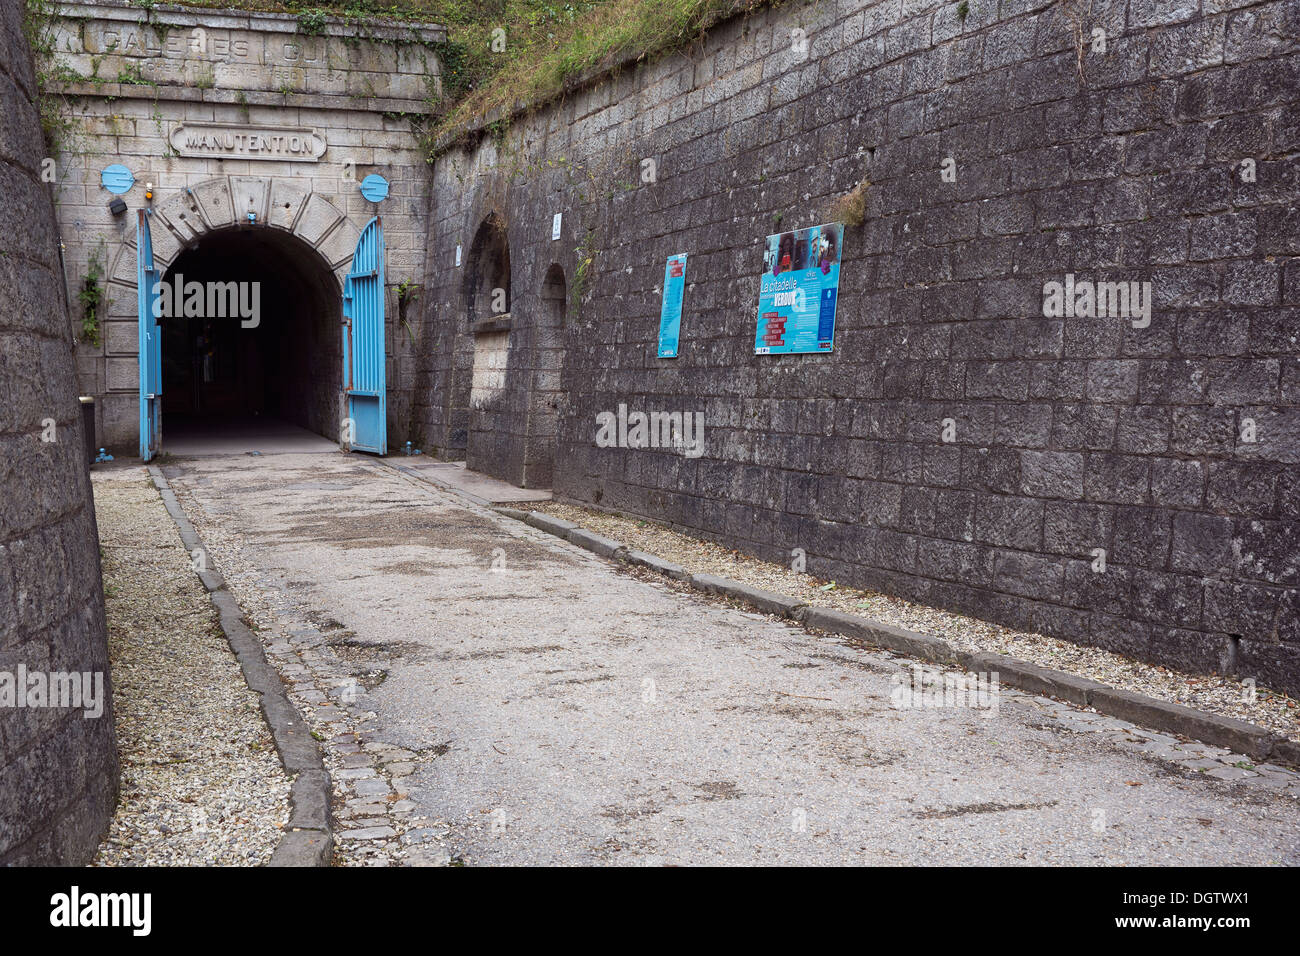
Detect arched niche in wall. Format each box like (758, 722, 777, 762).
(464, 214, 511, 326)
(457, 214, 513, 464)
(521, 263, 567, 489)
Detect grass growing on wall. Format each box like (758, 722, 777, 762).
(431, 0, 783, 140)
(105, 0, 785, 140)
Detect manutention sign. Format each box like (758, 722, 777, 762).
(168, 123, 327, 162)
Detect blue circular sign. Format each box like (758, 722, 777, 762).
(359, 174, 389, 203)
(101, 164, 134, 195)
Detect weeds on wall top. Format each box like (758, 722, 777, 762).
(297, 7, 330, 33)
(430, 0, 790, 151)
(125, 0, 789, 154)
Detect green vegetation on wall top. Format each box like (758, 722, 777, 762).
(106, 0, 786, 145)
(428, 0, 785, 143)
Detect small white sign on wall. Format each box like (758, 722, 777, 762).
(551, 213, 562, 241)
(455, 243, 462, 267)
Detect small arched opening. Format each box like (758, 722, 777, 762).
(521, 263, 567, 488)
(452, 214, 513, 465)
(464, 214, 511, 325)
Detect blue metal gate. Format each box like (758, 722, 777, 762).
(343, 217, 386, 454)
(137, 209, 162, 461)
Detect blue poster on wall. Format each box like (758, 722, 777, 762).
(755, 222, 843, 354)
(657, 253, 687, 358)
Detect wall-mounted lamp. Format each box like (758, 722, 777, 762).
(108, 197, 127, 216)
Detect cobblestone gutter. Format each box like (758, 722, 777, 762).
(160, 462, 455, 867)
(144, 465, 335, 866)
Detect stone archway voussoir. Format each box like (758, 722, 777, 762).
(192, 177, 236, 229)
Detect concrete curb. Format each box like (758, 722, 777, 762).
(146, 465, 334, 866)
(567, 528, 626, 559)
(505, 508, 1298, 770)
(623, 549, 691, 581)
(376, 458, 495, 508)
(692, 572, 807, 618)
(522, 511, 579, 537)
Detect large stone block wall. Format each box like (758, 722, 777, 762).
(50, 1, 442, 449)
(0, 0, 119, 864)
(418, 0, 1300, 694)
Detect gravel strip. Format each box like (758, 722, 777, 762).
(533, 500, 1300, 743)
(90, 466, 290, 866)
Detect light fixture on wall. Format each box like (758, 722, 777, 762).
(108, 197, 127, 216)
(144, 181, 154, 202)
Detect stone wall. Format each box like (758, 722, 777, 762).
(50, 0, 442, 449)
(417, 0, 1300, 694)
(0, 0, 119, 864)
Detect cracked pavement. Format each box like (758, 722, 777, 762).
(162, 451, 1300, 866)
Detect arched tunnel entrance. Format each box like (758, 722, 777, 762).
(160, 226, 342, 452)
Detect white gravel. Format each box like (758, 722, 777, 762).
(90, 467, 290, 866)
(535, 500, 1300, 743)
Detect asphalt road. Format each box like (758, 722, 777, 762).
(164, 451, 1300, 865)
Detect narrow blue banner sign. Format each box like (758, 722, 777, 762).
(657, 253, 687, 358)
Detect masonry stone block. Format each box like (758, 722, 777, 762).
(317, 217, 362, 268)
(0, 14, 117, 864)
(100, 392, 137, 448)
(103, 320, 137, 357)
(155, 190, 207, 243)
(296, 193, 344, 245)
(268, 178, 310, 231)
(103, 281, 137, 321)
(148, 219, 183, 267)
(193, 177, 235, 228)
(104, 356, 139, 392)
(230, 176, 271, 224)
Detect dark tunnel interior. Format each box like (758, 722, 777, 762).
(160, 226, 341, 442)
